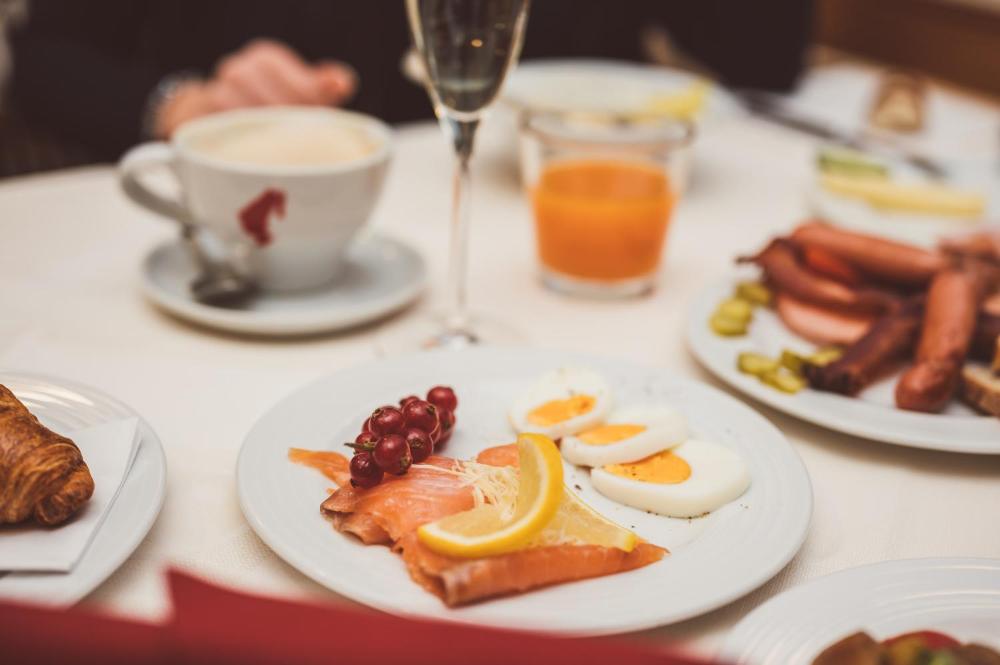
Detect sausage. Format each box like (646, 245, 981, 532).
(801, 246, 864, 286)
(940, 228, 1000, 263)
(792, 221, 947, 287)
(804, 300, 923, 395)
(775, 292, 876, 346)
(895, 269, 980, 412)
(970, 312, 1000, 362)
(741, 239, 898, 313)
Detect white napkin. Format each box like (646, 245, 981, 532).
(0, 417, 140, 572)
(787, 65, 1000, 168)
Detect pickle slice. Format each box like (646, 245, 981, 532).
(817, 148, 890, 179)
(737, 352, 780, 377)
(808, 346, 843, 366)
(717, 298, 754, 322)
(761, 370, 807, 394)
(735, 281, 772, 307)
(780, 350, 806, 375)
(710, 313, 748, 336)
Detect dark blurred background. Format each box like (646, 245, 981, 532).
(0, 0, 997, 178)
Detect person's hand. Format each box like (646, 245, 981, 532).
(155, 39, 357, 138)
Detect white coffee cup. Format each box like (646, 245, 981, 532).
(119, 106, 392, 292)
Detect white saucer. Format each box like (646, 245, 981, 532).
(141, 233, 427, 336)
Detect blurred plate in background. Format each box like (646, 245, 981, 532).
(503, 58, 743, 126)
(720, 558, 1000, 664)
(809, 150, 999, 248)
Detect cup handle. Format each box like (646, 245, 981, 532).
(118, 142, 188, 222)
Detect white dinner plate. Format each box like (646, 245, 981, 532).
(237, 347, 811, 635)
(687, 272, 1000, 454)
(720, 557, 1000, 664)
(0, 372, 166, 605)
(141, 232, 426, 337)
(503, 58, 743, 126)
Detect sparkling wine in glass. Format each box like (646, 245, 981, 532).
(405, 0, 530, 349)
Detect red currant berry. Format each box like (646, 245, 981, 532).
(426, 386, 458, 413)
(404, 428, 433, 464)
(427, 418, 441, 444)
(350, 451, 383, 489)
(373, 433, 412, 475)
(350, 431, 379, 453)
(439, 407, 455, 433)
(401, 399, 438, 433)
(369, 406, 405, 436)
(361, 416, 373, 434)
(399, 395, 420, 408)
(436, 408, 455, 446)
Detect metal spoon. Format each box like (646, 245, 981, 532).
(179, 223, 258, 309)
(119, 166, 258, 308)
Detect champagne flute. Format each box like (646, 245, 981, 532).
(405, 0, 530, 349)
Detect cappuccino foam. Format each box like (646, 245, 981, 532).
(188, 116, 377, 166)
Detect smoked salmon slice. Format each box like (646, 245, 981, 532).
(289, 443, 666, 606)
(474, 442, 519, 467)
(398, 532, 665, 606)
(288, 448, 351, 486)
(322, 457, 475, 545)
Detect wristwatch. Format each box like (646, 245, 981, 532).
(141, 71, 203, 139)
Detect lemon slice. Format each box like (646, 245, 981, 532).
(529, 488, 638, 552)
(417, 433, 563, 558)
(819, 173, 985, 217)
(642, 80, 708, 121)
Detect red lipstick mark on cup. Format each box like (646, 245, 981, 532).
(238, 188, 286, 246)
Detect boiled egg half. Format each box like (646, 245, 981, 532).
(509, 367, 612, 439)
(590, 439, 750, 518)
(561, 405, 688, 467)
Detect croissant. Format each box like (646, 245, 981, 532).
(0, 385, 94, 526)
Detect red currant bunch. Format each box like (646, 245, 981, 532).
(346, 386, 458, 488)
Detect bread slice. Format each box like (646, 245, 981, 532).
(961, 364, 1000, 418)
(992, 336, 1000, 374)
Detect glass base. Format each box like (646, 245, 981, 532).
(540, 266, 655, 299)
(375, 311, 524, 356)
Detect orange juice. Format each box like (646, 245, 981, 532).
(531, 159, 674, 281)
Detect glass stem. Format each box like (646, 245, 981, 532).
(444, 117, 479, 337)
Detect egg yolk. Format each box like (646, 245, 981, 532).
(604, 450, 691, 484)
(578, 424, 646, 446)
(527, 395, 596, 426)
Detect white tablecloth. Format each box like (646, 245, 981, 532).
(2, 75, 1000, 656)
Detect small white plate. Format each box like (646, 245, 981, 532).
(503, 58, 743, 126)
(141, 233, 426, 337)
(720, 558, 1000, 664)
(808, 157, 999, 248)
(237, 347, 811, 635)
(0, 372, 166, 605)
(687, 274, 1000, 453)
(809, 184, 991, 249)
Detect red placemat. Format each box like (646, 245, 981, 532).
(0, 568, 717, 665)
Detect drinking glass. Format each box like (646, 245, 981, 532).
(403, 0, 530, 349)
(519, 110, 693, 298)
